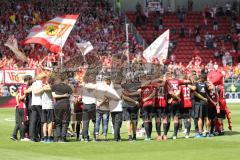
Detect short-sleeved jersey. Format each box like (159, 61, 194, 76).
(18, 84, 27, 109)
(155, 85, 167, 108)
(165, 79, 184, 104)
(180, 85, 192, 108)
(141, 85, 155, 107)
(194, 82, 208, 102)
(207, 86, 219, 107)
(18, 84, 29, 121)
(122, 82, 141, 107)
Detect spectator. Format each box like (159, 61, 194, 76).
(188, 27, 193, 38)
(116, 0, 121, 16)
(204, 5, 211, 18)
(188, 0, 193, 11)
(195, 25, 201, 36)
(225, 50, 233, 66)
(153, 16, 163, 31)
(179, 24, 185, 38)
(136, 13, 144, 27)
(207, 60, 213, 70)
(167, 5, 173, 13)
(214, 49, 220, 58)
(203, 16, 208, 29)
(204, 32, 214, 49)
(235, 22, 240, 34)
(232, 32, 239, 52)
(211, 4, 218, 18)
(225, 2, 232, 17)
(213, 18, 219, 31)
(160, 6, 164, 16)
(195, 34, 201, 46)
(143, 7, 149, 19)
(136, 2, 142, 14)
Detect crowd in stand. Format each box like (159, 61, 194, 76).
(0, 0, 142, 70)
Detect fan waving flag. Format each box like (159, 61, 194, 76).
(22, 15, 79, 53)
(143, 29, 169, 63)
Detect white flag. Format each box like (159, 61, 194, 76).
(76, 41, 94, 55)
(143, 29, 169, 63)
(23, 15, 79, 53)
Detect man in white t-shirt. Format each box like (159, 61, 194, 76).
(29, 73, 47, 142)
(41, 77, 55, 142)
(80, 77, 97, 142)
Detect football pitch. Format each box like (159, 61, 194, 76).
(0, 104, 239, 160)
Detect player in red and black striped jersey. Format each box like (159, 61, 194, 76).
(207, 83, 219, 136)
(152, 80, 167, 140)
(180, 84, 192, 138)
(124, 76, 156, 140)
(140, 84, 156, 140)
(150, 72, 191, 140)
(15, 76, 31, 141)
(164, 73, 188, 140)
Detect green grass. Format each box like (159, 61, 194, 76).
(0, 104, 240, 160)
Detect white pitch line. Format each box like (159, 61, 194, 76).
(4, 117, 15, 122)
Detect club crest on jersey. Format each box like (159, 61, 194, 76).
(144, 88, 150, 94)
(200, 87, 205, 93)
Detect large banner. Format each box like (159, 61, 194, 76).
(143, 29, 169, 63)
(22, 15, 79, 53)
(3, 69, 35, 84)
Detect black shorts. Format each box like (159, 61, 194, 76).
(153, 107, 168, 118)
(41, 109, 55, 123)
(122, 107, 139, 122)
(194, 101, 208, 119)
(208, 106, 217, 120)
(217, 110, 226, 119)
(168, 102, 181, 118)
(180, 108, 192, 119)
(71, 111, 83, 122)
(142, 106, 153, 120)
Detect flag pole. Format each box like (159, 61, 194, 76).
(60, 52, 63, 70)
(125, 23, 129, 63)
(60, 35, 63, 70)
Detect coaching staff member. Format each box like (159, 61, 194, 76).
(52, 74, 73, 142)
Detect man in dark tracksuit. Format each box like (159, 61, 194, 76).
(52, 75, 73, 142)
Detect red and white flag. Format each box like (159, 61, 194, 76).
(143, 29, 169, 63)
(22, 15, 79, 53)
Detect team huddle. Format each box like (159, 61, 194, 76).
(11, 67, 232, 143)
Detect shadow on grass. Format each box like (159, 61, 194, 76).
(224, 131, 240, 136)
